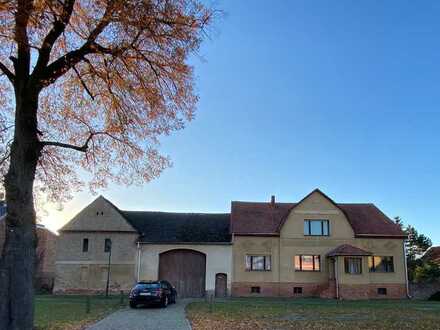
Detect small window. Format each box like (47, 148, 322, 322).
(368, 256, 394, 273)
(378, 288, 387, 295)
(344, 257, 362, 274)
(293, 287, 303, 294)
(104, 238, 112, 252)
(82, 238, 89, 252)
(294, 255, 320, 271)
(251, 286, 260, 293)
(304, 220, 329, 236)
(245, 255, 271, 271)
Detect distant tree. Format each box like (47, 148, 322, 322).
(394, 217, 433, 282)
(413, 261, 440, 283)
(0, 1, 216, 329)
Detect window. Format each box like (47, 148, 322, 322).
(304, 220, 329, 236)
(377, 288, 387, 295)
(294, 255, 320, 271)
(82, 238, 89, 252)
(293, 287, 303, 294)
(251, 286, 260, 293)
(368, 256, 394, 273)
(245, 255, 271, 271)
(104, 238, 112, 252)
(344, 257, 362, 274)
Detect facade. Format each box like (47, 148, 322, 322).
(54, 189, 408, 299)
(54, 196, 232, 297)
(230, 189, 408, 299)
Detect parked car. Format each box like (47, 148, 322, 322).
(129, 280, 177, 308)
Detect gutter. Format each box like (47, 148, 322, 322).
(403, 239, 411, 298)
(335, 257, 339, 299)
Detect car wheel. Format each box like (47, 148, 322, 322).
(162, 296, 168, 308)
(129, 301, 137, 309)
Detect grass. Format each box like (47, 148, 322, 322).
(186, 297, 440, 330)
(34, 294, 124, 330)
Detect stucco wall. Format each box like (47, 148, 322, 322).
(139, 244, 233, 294)
(232, 191, 406, 298)
(54, 231, 138, 293)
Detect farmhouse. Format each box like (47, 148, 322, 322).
(54, 189, 408, 299)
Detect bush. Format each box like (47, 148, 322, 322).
(428, 291, 440, 301)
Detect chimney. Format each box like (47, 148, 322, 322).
(270, 195, 275, 206)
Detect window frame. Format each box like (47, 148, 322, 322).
(82, 238, 89, 253)
(304, 219, 330, 236)
(245, 255, 271, 271)
(344, 257, 363, 275)
(104, 238, 112, 253)
(368, 256, 394, 273)
(294, 255, 321, 272)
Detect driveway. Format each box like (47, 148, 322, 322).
(87, 299, 193, 330)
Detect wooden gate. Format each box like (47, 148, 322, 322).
(215, 273, 227, 297)
(158, 249, 206, 298)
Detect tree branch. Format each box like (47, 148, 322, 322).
(31, 0, 76, 79)
(14, 0, 34, 78)
(72, 65, 95, 100)
(41, 133, 94, 152)
(0, 61, 14, 82)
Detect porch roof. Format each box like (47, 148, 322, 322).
(326, 244, 372, 257)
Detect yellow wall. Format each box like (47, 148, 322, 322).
(233, 191, 406, 286)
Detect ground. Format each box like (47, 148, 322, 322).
(186, 297, 440, 330)
(34, 295, 123, 330)
(87, 299, 192, 330)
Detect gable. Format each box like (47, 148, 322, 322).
(230, 189, 406, 238)
(280, 190, 355, 239)
(60, 196, 137, 232)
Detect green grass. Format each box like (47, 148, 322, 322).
(34, 295, 124, 330)
(186, 298, 440, 330)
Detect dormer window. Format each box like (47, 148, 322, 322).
(304, 220, 329, 236)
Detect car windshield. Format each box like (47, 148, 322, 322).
(136, 283, 160, 289)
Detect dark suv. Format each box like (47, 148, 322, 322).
(129, 281, 177, 308)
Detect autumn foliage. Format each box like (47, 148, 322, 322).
(0, 0, 213, 201)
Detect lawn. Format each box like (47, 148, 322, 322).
(34, 294, 124, 330)
(186, 297, 440, 330)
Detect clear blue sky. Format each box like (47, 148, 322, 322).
(44, 0, 440, 244)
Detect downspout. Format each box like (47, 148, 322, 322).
(335, 258, 340, 299)
(137, 241, 141, 282)
(403, 239, 411, 298)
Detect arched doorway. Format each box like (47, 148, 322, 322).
(158, 249, 206, 298)
(215, 273, 227, 297)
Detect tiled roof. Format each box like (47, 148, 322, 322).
(231, 189, 406, 238)
(422, 247, 440, 263)
(326, 244, 372, 257)
(121, 210, 231, 244)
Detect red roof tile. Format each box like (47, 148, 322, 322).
(326, 244, 372, 257)
(231, 189, 406, 238)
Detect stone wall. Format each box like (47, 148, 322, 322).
(410, 281, 440, 300)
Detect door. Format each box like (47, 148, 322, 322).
(158, 249, 206, 298)
(215, 273, 227, 297)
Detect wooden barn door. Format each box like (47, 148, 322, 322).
(159, 249, 206, 298)
(215, 273, 227, 297)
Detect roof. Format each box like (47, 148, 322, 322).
(422, 246, 440, 263)
(120, 210, 231, 244)
(231, 189, 406, 238)
(326, 244, 372, 257)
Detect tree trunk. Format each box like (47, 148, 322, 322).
(0, 88, 41, 330)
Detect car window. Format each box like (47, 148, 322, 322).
(136, 283, 160, 289)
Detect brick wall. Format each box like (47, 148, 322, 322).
(232, 282, 407, 299)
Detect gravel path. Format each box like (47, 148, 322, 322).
(87, 299, 193, 330)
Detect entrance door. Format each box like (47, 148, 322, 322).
(158, 249, 206, 298)
(215, 273, 227, 297)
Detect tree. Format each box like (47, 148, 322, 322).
(413, 261, 440, 283)
(0, 1, 215, 329)
(394, 217, 433, 282)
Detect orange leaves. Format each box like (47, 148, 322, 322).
(0, 0, 215, 204)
